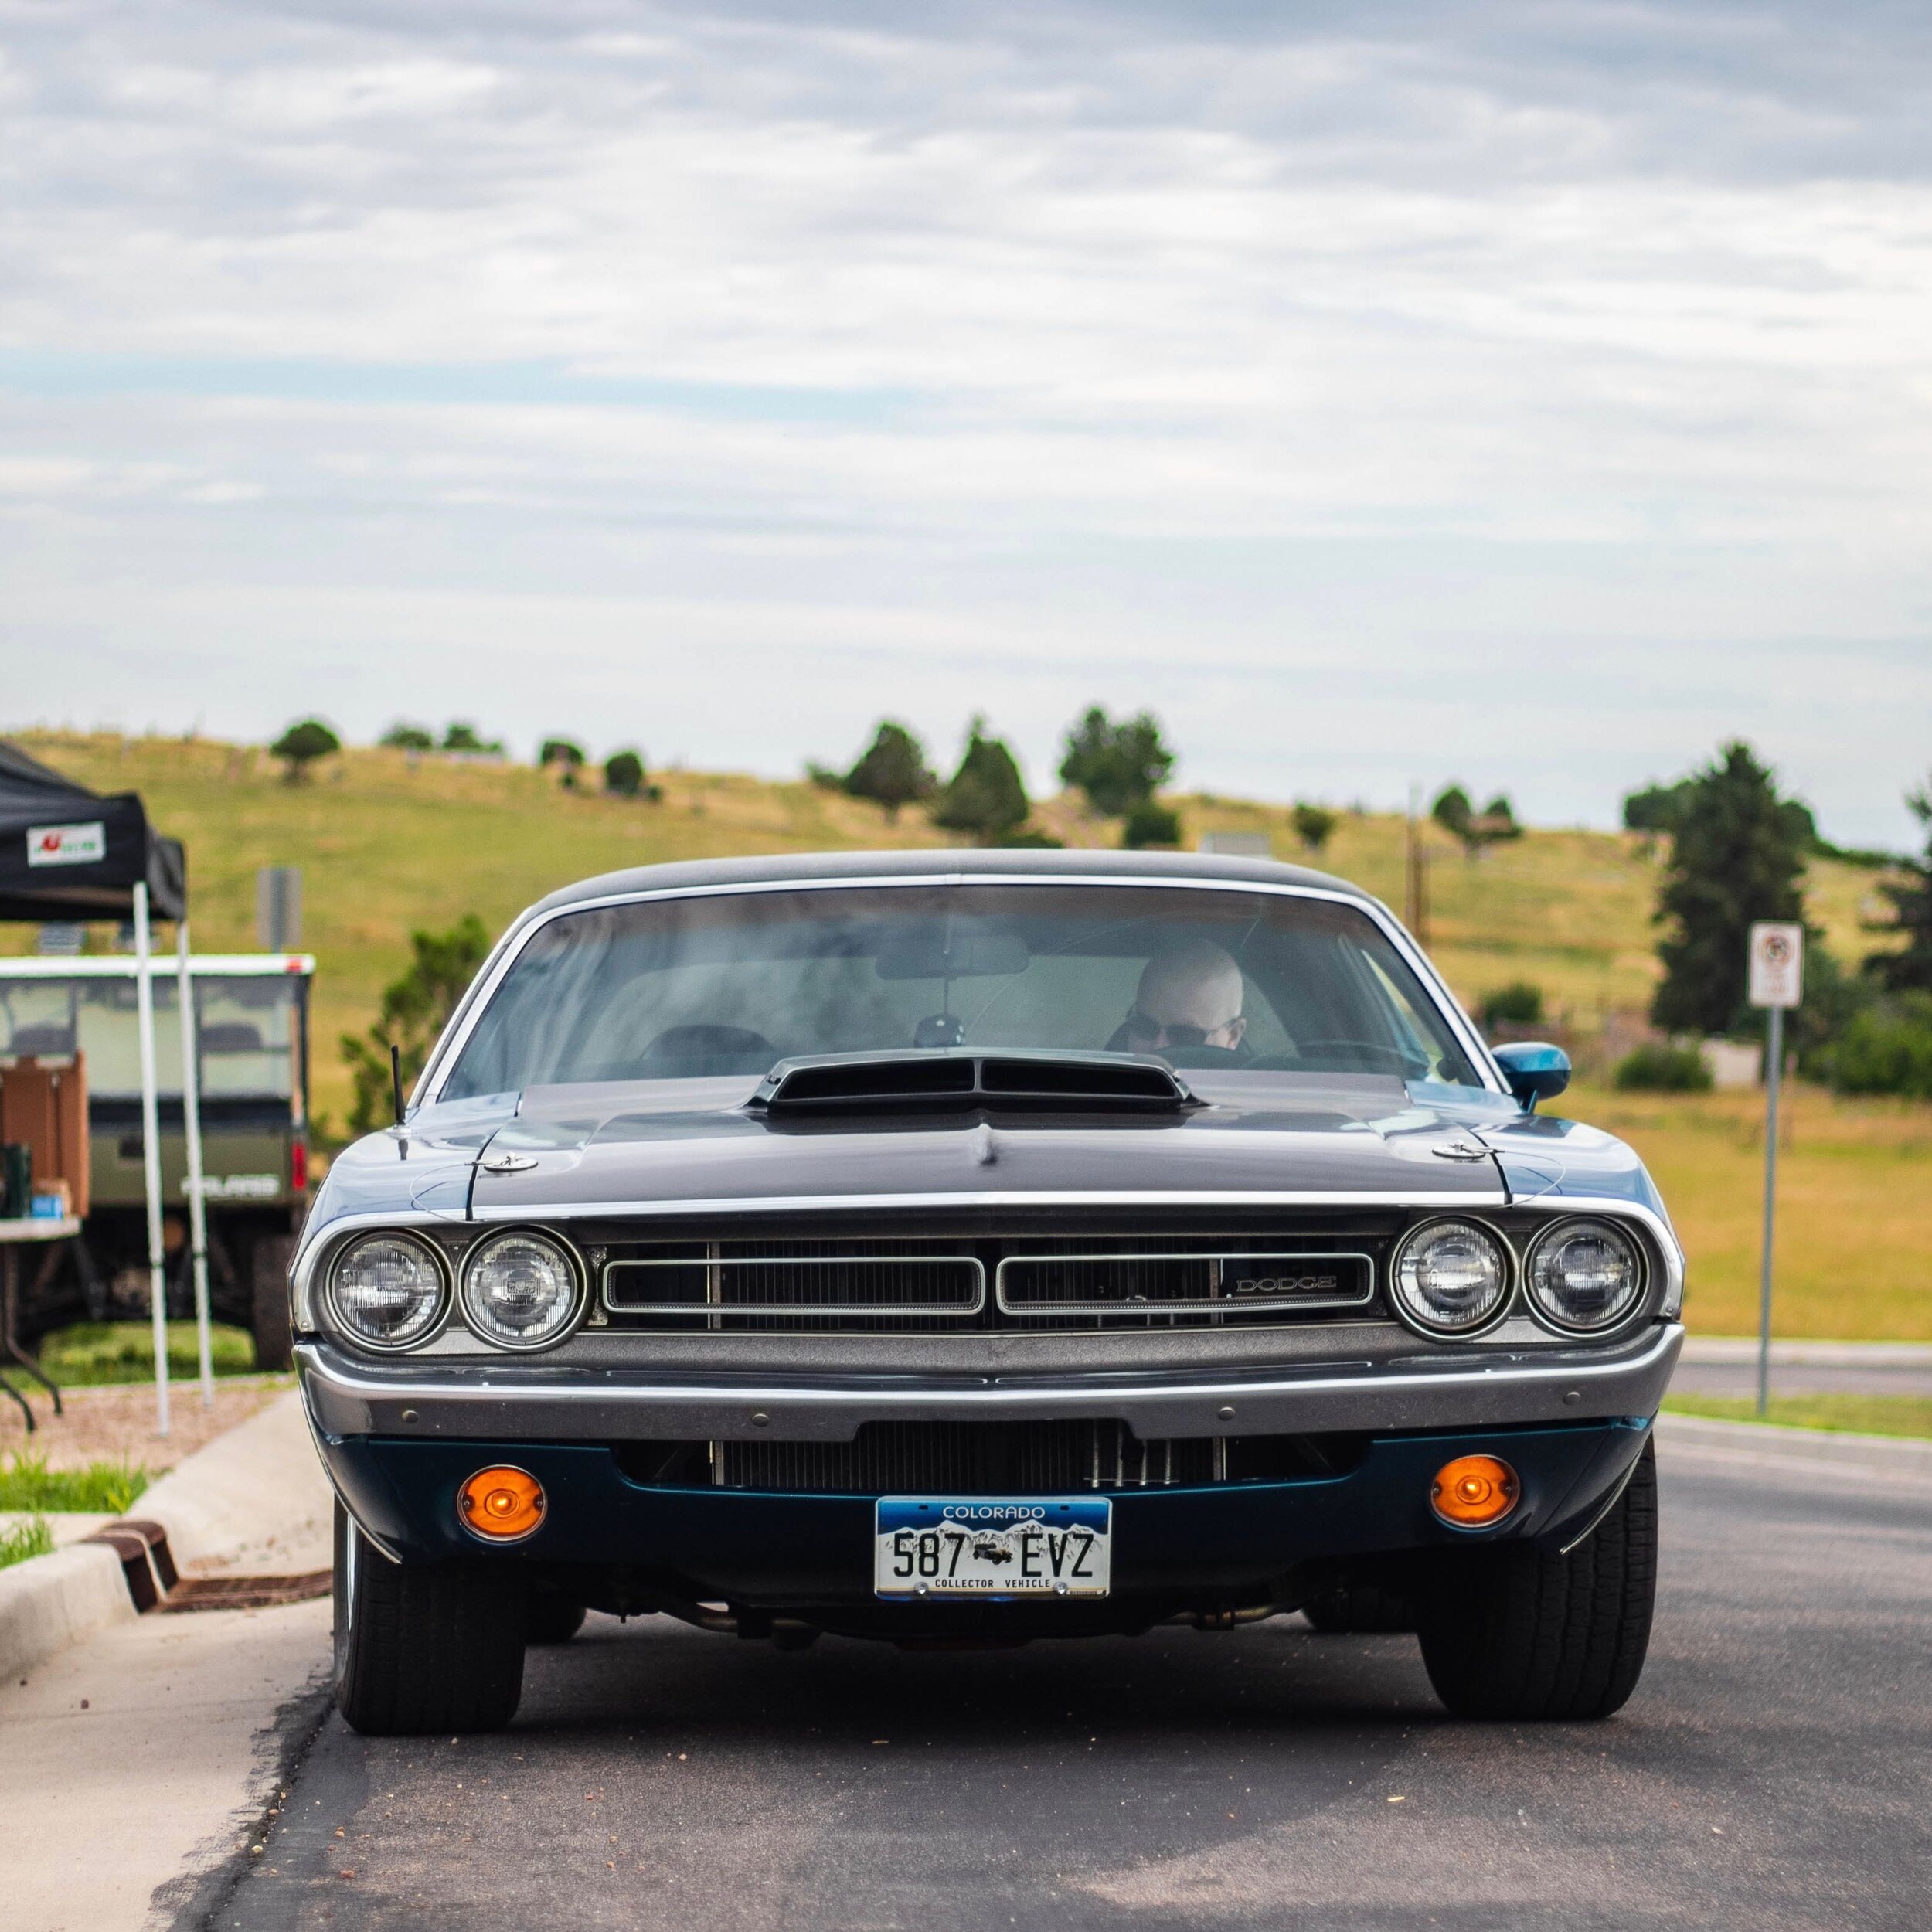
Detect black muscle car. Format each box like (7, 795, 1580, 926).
(298, 852, 1682, 1734)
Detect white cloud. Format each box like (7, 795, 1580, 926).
(0, 1, 1927, 841)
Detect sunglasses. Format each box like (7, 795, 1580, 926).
(1124, 1007, 1219, 1049)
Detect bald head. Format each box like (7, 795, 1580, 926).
(1128, 940, 1247, 1052)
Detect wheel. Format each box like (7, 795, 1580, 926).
(1303, 1581, 1414, 1633)
(525, 1585, 587, 1645)
(332, 1501, 527, 1735)
(1417, 1439, 1657, 1721)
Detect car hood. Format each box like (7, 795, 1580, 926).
(311, 1070, 1619, 1230)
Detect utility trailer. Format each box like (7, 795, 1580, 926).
(0, 953, 314, 1365)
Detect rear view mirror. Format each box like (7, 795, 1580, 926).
(875, 929, 1029, 981)
(1492, 1040, 1571, 1112)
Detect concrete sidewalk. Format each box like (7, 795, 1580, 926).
(0, 1389, 338, 1932)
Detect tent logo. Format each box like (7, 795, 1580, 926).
(26, 821, 105, 867)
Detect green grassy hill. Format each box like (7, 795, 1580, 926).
(6, 730, 1928, 1338)
(7, 731, 1890, 1134)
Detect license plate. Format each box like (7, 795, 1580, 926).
(874, 1498, 1112, 1599)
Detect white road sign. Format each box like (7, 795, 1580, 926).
(1748, 922, 1804, 1009)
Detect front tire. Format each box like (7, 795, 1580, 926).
(1417, 1439, 1657, 1721)
(332, 1502, 526, 1735)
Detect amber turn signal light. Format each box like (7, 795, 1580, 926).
(1430, 1454, 1519, 1528)
(458, 1465, 546, 1542)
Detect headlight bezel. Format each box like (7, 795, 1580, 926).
(1388, 1216, 1515, 1340)
(325, 1230, 452, 1353)
(458, 1226, 587, 1352)
(1522, 1216, 1648, 1337)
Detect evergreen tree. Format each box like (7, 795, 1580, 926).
(932, 719, 1029, 842)
(1651, 742, 1810, 1035)
(1059, 708, 1175, 817)
(1866, 778, 1932, 995)
(341, 915, 492, 1131)
(844, 721, 936, 822)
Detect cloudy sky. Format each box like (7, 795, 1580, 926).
(3, 0, 1929, 842)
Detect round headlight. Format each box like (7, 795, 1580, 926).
(1526, 1219, 1644, 1333)
(1391, 1219, 1511, 1336)
(330, 1232, 447, 1349)
(461, 1230, 581, 1349)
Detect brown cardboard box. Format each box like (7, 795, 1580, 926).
(0, 1054, 90, 1218)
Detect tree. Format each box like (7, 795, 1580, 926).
(441, 722, 502, 755)
(270, 718, 340, 783)
(1622, 780, 1692, 836)
(1059, 707, 1175, 817)
(340, 915, 492, 1132)
(1866, 777, 1932, 995)
(379, 723, 434, 752)
(932, 719, 1029, 842)
(540, 739, 586, 790)
(1651, 741, 1811, 1036)
(1121, 801, 1182, 849)
(1480, 981, 1543, 1033)
(1431, 784, 1520, 859)
(604, 750, 645, 798)
(1291, 803, 1337, 854)
(844, 721, 936, 822)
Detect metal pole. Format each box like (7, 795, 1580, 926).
(1757, 1004, 1784, 1417)
(133, 883, 170, 1437)
(175, 922, 214, 1407)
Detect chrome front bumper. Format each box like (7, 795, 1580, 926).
(298, 1322, 1683, 1444)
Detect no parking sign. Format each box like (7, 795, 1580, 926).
(1748, 922, 1804, 1009)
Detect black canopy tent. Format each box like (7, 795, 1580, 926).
(0, 739, 208, 1430)
(0, 740, 185, 923)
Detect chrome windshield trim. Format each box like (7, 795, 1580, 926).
(297, 1321, 1684, 1444)
(416, 871, 1505, 1106)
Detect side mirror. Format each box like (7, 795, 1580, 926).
(1492, 1040, 1570, 1112)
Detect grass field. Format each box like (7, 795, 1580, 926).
(1549, 1082, 1932, 1339)
(5, 730, 1924, 1338)
(1665, 1394, 1932, 1440)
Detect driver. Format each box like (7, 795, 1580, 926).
(1111, 939, 1248, 1056)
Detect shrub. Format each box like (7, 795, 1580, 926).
(380, 723, 434, 752)
(270, 718, 340, 781)
(604, 750, 645, 797)
(1825, 996, 1932, 1099)
(1614, 1043, 1713, 1092)
(1121, 801, 1182, 849)
(1480, 982, 1544, 1032)
(1291, 803, 1337, 853)
(442, 722, 503, 754)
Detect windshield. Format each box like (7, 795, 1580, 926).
(443, 883, 1485, 1098)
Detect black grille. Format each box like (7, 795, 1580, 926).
(717, 1421, 1213, 1492)
(597, 1230, 1386, 1334)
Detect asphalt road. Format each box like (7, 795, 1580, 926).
(192, 1430, 1932, 1932)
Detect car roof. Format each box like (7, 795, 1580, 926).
(531, 847, 1373, 915)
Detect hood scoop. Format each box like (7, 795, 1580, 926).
(748, 1049, 1199, 1117)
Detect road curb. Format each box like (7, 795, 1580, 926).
(0, 1541, 138, 1682)
(0, 1389, 331, 1682)
(1657, 1410, 1932, 1488)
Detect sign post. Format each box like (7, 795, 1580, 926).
(1749, 922, 1804, 1417)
